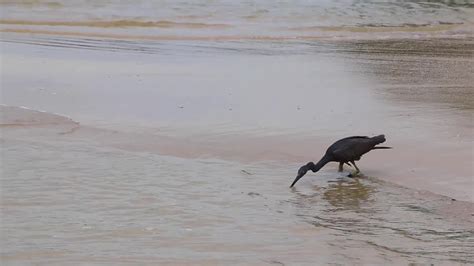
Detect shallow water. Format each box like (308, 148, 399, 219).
(1, 119, 473, 265)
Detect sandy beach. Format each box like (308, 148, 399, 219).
(1, 1, 473, 265)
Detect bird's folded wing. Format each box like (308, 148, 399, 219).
(332, 148, 355, 161)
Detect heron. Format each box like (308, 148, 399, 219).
(290, 135, 391, 188)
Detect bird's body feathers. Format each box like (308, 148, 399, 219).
(327, 135, 386, 163)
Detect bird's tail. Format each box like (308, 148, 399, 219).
(370, 134, 386, 145)
(372, 146, 392, 149)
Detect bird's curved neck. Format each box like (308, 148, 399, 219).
(309, 155, 331, 172)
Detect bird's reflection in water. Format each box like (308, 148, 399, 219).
(290, 177, 375, 212)
(323, 179, 374, 209)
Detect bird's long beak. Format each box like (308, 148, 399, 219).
(290, 172, 305, 188)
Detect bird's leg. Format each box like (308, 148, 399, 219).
(348, 161, 360, 177)
(338, 162, 344, 172)
(352, 161, 360, 173)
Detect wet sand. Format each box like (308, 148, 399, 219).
(1, 26, 474, 265)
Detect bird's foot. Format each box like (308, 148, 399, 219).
(347, 171, 360, 178)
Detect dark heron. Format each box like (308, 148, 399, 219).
(290, 135, 391, 188)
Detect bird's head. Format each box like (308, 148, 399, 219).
(290, 162, 314, 188)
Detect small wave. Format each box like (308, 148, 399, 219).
(0, 28, 322, 42)
(0, 28, 437, 44)
(0, 19, 231, 29)
(0, 105, 79, 127)
(290, 23, 464, 33)
(2, 24, 470, 44)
